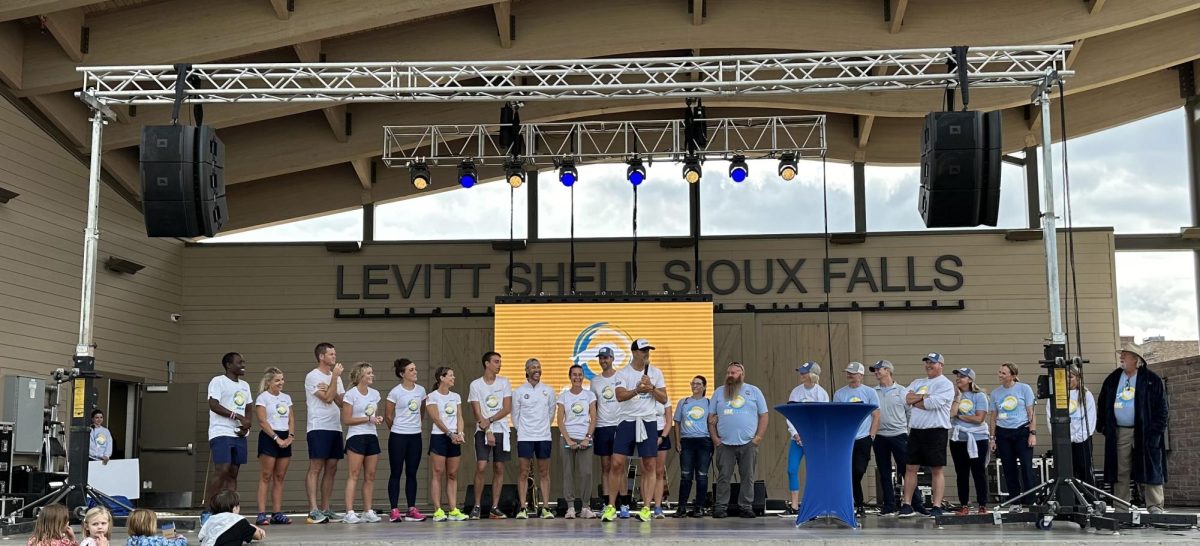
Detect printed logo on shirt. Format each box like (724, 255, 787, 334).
(96, 434, 107, 445)
(444, 403, 457, 416)
(916, 386, 929, 395)
(571, 402, 585, 415)
(602, 386, 615, 401)
(407, 399, 420, 413)
(486, 394, 501, 409)
(687, 405, 706, 420)
(958, 398, 975, 415)
(1000, 396, 1019, 411)
(1119, 387, 1135, 401)
(849, 396, 864, 403)
(523, 393, 530, 400)
(364, 403, 376, 416)
(1068, 399, 1079, 415)
(233, 391, 247, 408)
(729, 394, 746, 409)
(275, 403, 288, 416)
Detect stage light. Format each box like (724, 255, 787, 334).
(728, 155, 748, 183)
(505, 160, 525, 188)
(457, 160, 478, 189)
(681, 154, 702, 184)
(409, 162, 431, 190)
(626, 157, 646, 186)
(558, 160, 578, 187)
(777, 153, 798, 181)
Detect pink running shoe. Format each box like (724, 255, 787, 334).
(390, 508, 403, 522)
(405, 506, 428, 522)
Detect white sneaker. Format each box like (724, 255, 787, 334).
(343, 510, 361, 524)
(362, 509, 381, 523)
(580, 507, 595, 519)
(565, 507, 576, 519)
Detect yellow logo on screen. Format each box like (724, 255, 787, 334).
(687, 406, 706, 420)
(1000, 396, 1019, 411)
(486, 394, 500, 409)
(571, 402, 585, 415)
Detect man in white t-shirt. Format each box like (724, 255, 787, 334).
(205, 352, 253, 514)
(600, 338, 667, 523)
(898, 352, 955, 518)
(304, 342, 346, 524)
(468, 351, 513, 519)
(588, 347, 625, 511)
(512, 358, 556, 519)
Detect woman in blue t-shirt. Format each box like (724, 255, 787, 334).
(988, 362, 1037, 510)
(950, 368, 990, 515)
(670, 375, 712, 517)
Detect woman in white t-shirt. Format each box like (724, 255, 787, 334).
(340, 362, 383, 524)
(427, 367, 468, 522)
(254, 367, 294, 526)
(556, 364, 597, 519)
(383, 358, 428, 522)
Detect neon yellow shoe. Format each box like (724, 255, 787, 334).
(432, 508, 447, 522)
(515, 508, 528, 519)
(635, 506, 652, 522)
(600, 505, 617, 522)
(448, 508, 468, 521)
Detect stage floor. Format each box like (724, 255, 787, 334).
(14, 511, 1198, 545)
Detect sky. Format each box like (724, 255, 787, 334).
(208, 109, 1198, 342)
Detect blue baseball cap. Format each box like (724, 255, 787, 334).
(922, 352, 945, 364)
(596, 347, 614, 358)
(795, 361, 821, 374)
(953, 368, 976, 381)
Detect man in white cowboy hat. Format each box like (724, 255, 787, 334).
(1097, 342, 1169, 513)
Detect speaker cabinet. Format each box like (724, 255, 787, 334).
(919, 111, 1002, 228)
(140, 125, 227, 237)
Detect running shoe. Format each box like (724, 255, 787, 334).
(325, 509, 344, 523)
(390, 508, 403, 522)
(652, 506, 665, 519)
(929, 507, 944, 518)
(977, 505, 990, 515)
(897, 505, 916, 518)
(270, 512, 291, 525)
(432, 508, 447, 522)
(580, 507, 596, 519)
(468, 506, 481, 520)
(343, 510, 361, 524)
(539, 507, 554, 519)
(954, 505, 970, 517)
(305, 509, 327, 524)
(670, 507, 687, 518)
(488, 506, 507, 519)
(618, 505, 630, 519)
(600, 505, 617, 522)
(406, 507, 428, 522)
(564, 507, 576, 519)
(635, 506, 652, 522)
(255, 513, 270, 526)
(515, 508, 528, 519)
(448, 508, 469, 521)
(362, 509, 381, 523)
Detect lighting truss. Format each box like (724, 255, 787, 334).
(380, 115, 825, 167)
(76, 46, 1070, 105)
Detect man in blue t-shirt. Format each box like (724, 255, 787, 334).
(708, 362, 768, 518)
(833, 362, 880, 516)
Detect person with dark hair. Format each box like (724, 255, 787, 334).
(304, 342, 345, 524)
(1046, 365, 1097, 498)
(949, 368, 990, 515)
(557, 364, 597, 519)
(198, 491, 265, 546)
(384, 358, 427, 522)
(601, 339, 667, 523)
(1098, 342, 1168, 513)
(427, 366, 469, 522)
(26, 503, 75, 546)
(652, 397, 674, 519)
(587, 347, 625, 516)
(204, 352, 252, 521)
(513, 358, 556, 519)
(709, 361, 768, 519)
(988, 362, 1037, 511)
(89, 409, 112, 464)
(340, 362, 383, 523)
(671, 375, 711, 518)
(468, 351, 512, 519)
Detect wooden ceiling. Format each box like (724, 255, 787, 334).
(1, 0, 1197, 232)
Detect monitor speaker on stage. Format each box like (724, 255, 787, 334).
(919, 110, 1001, 228)
(140, 125, 227, 238)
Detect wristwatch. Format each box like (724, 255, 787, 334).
(1029, 430, 1038, 436)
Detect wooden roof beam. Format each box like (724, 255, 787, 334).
(0, 21, 23, 88)
(857, 114, 875, 148)
(1066, 38, 1085, 69)
(889, 0, 908, 34)
(0, 0, 98, 23)
(293, 41, 349, 142)
(40, 8, 85, 62)
(269, 0, 291, 20)
(691, 0, 704, 26)
(1089, 0, 1107, 15)
(351, 157, 374, 190)
(493, 1, 512, 49)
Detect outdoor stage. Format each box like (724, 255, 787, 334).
(19, 512, 1198, 545)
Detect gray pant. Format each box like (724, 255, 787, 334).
(561, 445, 593, 503)
(1114, 427, 1165, 510)
(714, 443, 758, 511)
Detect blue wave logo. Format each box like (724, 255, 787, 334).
(572, 322, 633, 379)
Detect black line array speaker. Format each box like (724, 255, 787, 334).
(919, 111, 1002, 227)
(140, 125, 227, 237)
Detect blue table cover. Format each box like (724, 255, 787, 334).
(774, 401, 878, 528)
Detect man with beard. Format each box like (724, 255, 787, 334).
(601, 339, 666, 523)
(708, 361, 768, 519)
(205, 352, 253, 518)
(1098, 342, 1169, 513)
(513, 358, 557, 519)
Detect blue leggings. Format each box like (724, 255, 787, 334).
(787, 442, 805, 492)
(387, 432, 422, 509)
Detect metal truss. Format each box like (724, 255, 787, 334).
(77, 46, 1070, 105)
(381, 115, 825, 167)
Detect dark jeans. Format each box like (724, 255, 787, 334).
(873, 434, 923, 511)
(851, 437, 873, 508)
(949, 439, 989, 506)
(1072, 439, 1095, 497)
(995, 425, 1035, 505)
(677, 437, 713, 510)
(387, 432, 422, 509)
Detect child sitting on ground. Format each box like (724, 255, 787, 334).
(79, 507, 112, 546)
(126, 509, 188, 545)
(197, 491, 265, 546)
(26, 504, 77, 546)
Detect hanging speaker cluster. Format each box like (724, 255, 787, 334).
(139, 125, 227, 238)
(918, 111, 1002, 228)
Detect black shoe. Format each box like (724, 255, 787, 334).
(914, 504, 930, 516)
(670, 508, 688, 518)
(855, 506, 866, 518)
(740, 510, 757, 519)
(712, 509, 728, 519)
(783, 504, 798, 516)
(688, 509, 704, 518)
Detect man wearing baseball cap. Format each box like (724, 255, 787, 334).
(833, 362, 880, 517)
(1097, 342, 1168, 513)
(588, 346, 627, 516)
(784, 361, 829, 516)
(871, 360, 925, 516)
(601, 338, 667, 522)
(898, 352, 954, 518)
